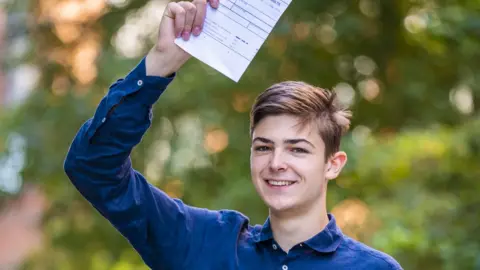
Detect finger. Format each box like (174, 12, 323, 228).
(192, 0, 207, 36)
(178, 1, 196, 40)
(164, 2, 186, 38)
(208, 0, 219, 9)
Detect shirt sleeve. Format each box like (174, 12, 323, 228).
(63, 57, 220, 269)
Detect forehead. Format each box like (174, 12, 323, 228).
(252, 115, 324, 145)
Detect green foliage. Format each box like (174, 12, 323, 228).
(0, 0, 479, 269)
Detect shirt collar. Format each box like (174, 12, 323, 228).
(253, 213, 343, 253)
(254, 217, 274, 242)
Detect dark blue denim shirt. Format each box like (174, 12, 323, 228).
(64, 58, 403, 270)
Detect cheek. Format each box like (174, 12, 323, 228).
(250, 155, 269, 174)
(290, 158, 326, 177)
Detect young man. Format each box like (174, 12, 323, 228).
(64, 0, 403, 269)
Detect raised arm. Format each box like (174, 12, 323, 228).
(63, 1, 222, 268)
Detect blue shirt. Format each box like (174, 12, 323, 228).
(64, 58, 403, 270)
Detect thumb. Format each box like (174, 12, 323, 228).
(160, 3, 184, 40)
(159, 12, 177, 41)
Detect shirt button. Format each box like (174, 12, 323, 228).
(101, 117, 106, 123)
(272, 244, 277, 250)
(137, 80, 143, 86)
(299, 243, 303, 247)
(282, 265, 288, 270)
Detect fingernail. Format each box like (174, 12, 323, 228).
(182, 31, 190, 41)
(193, 26, 201, 36)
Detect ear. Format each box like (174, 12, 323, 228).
(325, 151, 348, 180)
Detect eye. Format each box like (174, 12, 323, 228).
(290, 147, 309, 154)
(254, 145, 271, 152)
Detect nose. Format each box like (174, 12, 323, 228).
(269, 150, 287, 172)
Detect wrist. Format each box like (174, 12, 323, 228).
(145, 48, 181, 77)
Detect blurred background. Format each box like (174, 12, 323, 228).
(0, 0, 479, 269)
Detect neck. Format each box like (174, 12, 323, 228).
(270, 200, 329, 253)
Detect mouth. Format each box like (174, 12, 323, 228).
(265, 179, 297, 187)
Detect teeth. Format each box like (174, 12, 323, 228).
(268, 180, 294, 186)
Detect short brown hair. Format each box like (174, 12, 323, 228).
(250, 81, 352, 158)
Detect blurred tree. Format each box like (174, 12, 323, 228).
(0, 0, 479, 269)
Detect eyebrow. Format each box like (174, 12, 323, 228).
(252, 137, 315, 148)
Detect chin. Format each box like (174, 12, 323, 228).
(263, 196, 299, 213)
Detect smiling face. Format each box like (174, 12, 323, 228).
(250, 114, 347, 215)
(249, 81, 351, 216)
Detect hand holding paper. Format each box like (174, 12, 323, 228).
(175, 0, 293, 82)
(146, 0, 220, 78)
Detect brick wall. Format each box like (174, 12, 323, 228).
(0, 186, 47, 269)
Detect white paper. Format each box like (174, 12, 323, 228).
(175, 0, 293, 82)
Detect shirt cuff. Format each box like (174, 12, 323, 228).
(121, 56, 176, 107)
(85, 57, 175, 142)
